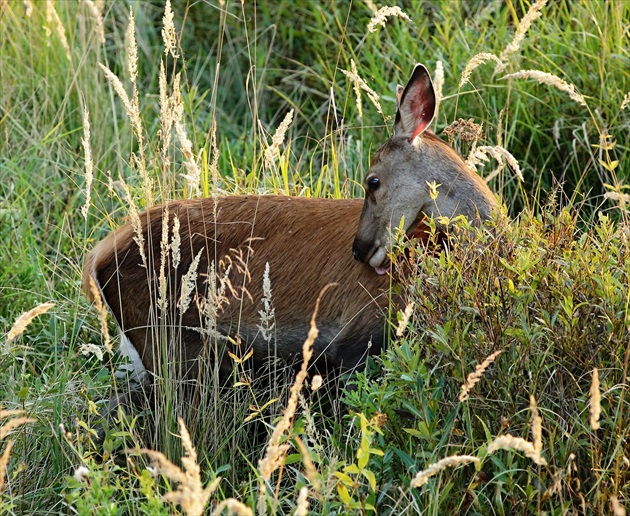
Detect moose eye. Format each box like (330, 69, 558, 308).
(367, 176, 380, 192)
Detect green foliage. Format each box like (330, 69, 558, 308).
(345, 204, 630, 513)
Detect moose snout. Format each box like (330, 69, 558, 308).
(352, 238, 372, 263)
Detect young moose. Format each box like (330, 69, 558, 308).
(84, 64, 497, 409)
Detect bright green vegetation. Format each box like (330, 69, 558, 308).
(1, 0, 629, 514)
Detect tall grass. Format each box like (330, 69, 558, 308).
(0, 0, 629, 513)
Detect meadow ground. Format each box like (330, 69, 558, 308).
(1, 1, 629, 514)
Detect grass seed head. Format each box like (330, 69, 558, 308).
(502, 70, 586, 106)
(487, 434, 547, 466)
(264, 109, 294, 167)
(6, 302, 55, 344)
(80, 106, 93, 220)
(460, 53, 503, 87)
(84, 0, 105, 44)
(589, 368, 601, 431)
(459, 349, 503, 401)
(162, 0, 179, 58)
(411, 455, 480, 488)
(295, 487, 309, 516)
(497, 0, 548, 71)
(45, 0, 71, 61)
(178, 248, 204, 315)
(530, 395, 543, 454)
(367, 6, 411, 33)
(340, 61, 383, 117)
(433, 60, 444, 110)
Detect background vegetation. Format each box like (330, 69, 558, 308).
(1, 0, 629, 514)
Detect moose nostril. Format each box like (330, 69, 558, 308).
(352, 246, 360, 261)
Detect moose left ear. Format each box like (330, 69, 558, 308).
(395, 84, 405, 109)
(394, 64, 436, 141)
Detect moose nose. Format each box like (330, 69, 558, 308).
(352, 239, 370, 263)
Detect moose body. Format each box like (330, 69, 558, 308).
(84, 64, 497, 408)
(84, 196, 393, 379)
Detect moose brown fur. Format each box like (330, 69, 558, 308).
(83, 64, 497, 408)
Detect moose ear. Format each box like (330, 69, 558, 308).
(395, 84, 405, 108)
(394, 64, 436, 141)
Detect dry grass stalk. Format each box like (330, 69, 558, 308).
(257, 263, 275, 343)
(487, 435, 548, 466)
(364, 0, 378, 15)
(162, 0, 179, 58)
(159, 60, 173, 176)
(395, 302, 414, 337)
(209, 121, 220, 189)
(621, 92, 630, 111)
(459, 349, 503, 401)
(410, 455, 480, 488)
(257, 288, 327, 514)
(611, 496, 626, 516)
(125, 7, 139, 110)
(99, 60, 152, 203)
(0, 414, 35, 441)
(178, 248, 204, 315)
(44, 1, 71, 61)
(349, 59, 364, 120)
(80, 106, 93, 220)
(158, 205, 170, 312)
(467, 145, 523, 182)
(86, 274, 112, 353)
(0, 440, 14, 494)
(605, 191, 630, 210)
(6, 302, 55, 344)
(119, 177, 148, 268)
(23, 0, 33, 17)
(433, 61, 444, 111)
(138, 418, 219, 516)
(295, 486, 309, 516)
(529, 395, 543, 454)
(294, 437, 320, 492)
(502, 70, 586, 106)
(367, 6, 411, 33)
(340, 60, 384, 118)
(176, 118, 201, 197)
(264, 109, 294, 167)
(212, 499, 254, 516)
(160, 67, 200, 196)
(81, 276, 113, 356)
(125, 8, 152, 203)
(497, 0, 548, 71)
(98, 64, 137, 131)
(171, 214, 181, 269)
(171, 71, 200, 197)
(0, 410, 35, 494)
(459, 53, 503, 87)
(84, 0, 105, 44)
(589, 368, 601, 430)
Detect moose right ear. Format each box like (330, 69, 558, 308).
(394, 64, 436, 141)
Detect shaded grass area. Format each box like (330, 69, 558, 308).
(0, 0, 629, 513)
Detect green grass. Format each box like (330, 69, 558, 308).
(1, 0, 629, 514)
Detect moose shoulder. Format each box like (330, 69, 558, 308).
(83, 64, 497, 410)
